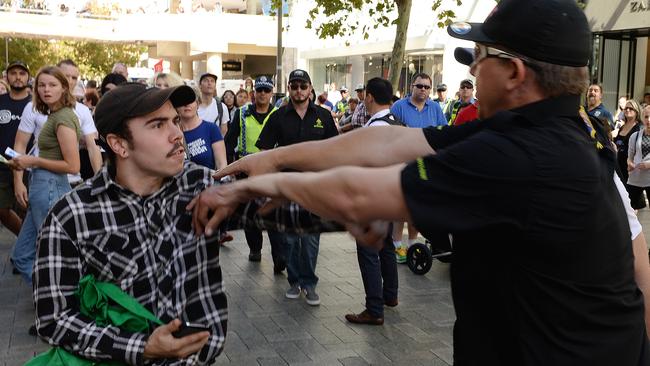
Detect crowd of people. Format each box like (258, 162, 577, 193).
(1, 0, 650, 364)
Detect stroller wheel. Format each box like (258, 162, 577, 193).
(407, 243, 433, 275)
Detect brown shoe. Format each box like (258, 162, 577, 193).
(384, 298, 398, 307)
(345, 310, 384, 325)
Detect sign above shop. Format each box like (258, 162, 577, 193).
(222, 61, 242, 71)
(630, 1, 649, 13)
(586, 0, 650, 32)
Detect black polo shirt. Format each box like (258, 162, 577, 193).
(402, 95, 649, 365)
(256, 101, 338, 149)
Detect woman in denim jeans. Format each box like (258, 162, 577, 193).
(8, 66, 81, 283)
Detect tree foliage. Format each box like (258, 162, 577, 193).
(1, 38, 145, 79)
(299, 0, 460, 43)
(286, 0, 465, 92)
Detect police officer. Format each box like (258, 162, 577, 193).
(223, 76, 286, 271)
(195, 0, 650, 364)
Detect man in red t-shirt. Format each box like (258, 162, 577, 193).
(454, 100, 479, 126)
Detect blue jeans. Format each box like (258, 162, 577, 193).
(356, 226, 398, 317)
(285, 233, 320, 289)
(12, 169, 71, 283)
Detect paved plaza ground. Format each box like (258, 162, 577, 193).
(1, 211, 649, 366)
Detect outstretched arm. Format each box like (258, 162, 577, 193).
(191, 164, 410, 236)
(214, 126, 432, 178)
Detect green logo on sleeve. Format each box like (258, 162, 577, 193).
(416, 158, 428, 181)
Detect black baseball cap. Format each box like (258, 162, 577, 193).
(95, 83, 195, 138)
(199, 73, 218, 83)
(436, 83, 447, 92)
(288, 69, 311, 84)
(447, 0, 591, 67)
(454, 47, 475, 66)
(6, 60, 29, 74)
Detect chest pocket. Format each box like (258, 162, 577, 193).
(83, 231, 140, 282)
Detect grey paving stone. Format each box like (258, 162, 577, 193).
(1, 221, 529, 365)
(339, 356, 370, 366)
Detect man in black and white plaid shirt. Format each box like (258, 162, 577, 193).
(33, 83, 341, 365)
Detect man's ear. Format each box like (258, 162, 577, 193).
(106, 133, 129, 158)
(504, 58, 528, 93)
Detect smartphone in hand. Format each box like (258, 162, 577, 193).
(172, 322, 210, 338)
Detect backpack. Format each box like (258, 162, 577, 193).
(213, 96, 224, 124)
(367, 112, 405, 127)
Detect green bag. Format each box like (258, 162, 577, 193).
(26, 275, 163, 366)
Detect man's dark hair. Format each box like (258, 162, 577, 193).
(100, 73, 127, 96)
(104, 121, 134, 177)
(412, 73, 432, 84)
(86, 80, 97, 89)
(365, 77, 393, 105)
(57, 59, 78, 68)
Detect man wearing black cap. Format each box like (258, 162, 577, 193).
(198, 72, 229, 136)
(31, 83, 340, 365)
(194, 0, 650, 364)
(224, 75, 286, 270)
(255, 69, 338, 306)
(0, 61, 31, 237)
(433, 83, 451, 119)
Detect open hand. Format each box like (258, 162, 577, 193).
(212, 150, 279, 181)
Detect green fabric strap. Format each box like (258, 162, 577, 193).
(26, 274, 163, 366)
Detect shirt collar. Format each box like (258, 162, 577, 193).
(407, 98, 434, 109)
(90, 163, 184, 199)
(509, 94, 581, 124)
(286, 100, 317, 113)
(367, 108, 391, 122)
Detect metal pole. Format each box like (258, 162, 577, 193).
(276, 3, 283, 95)
(5, 38, 8, 70)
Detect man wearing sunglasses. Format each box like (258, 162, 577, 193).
(447, 79, 477, 125)
(194, 0, 649, 364)
(223, 76, 286, 270)
(255, 69, 338, 305)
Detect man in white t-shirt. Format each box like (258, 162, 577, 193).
(197, 72, 229, 136)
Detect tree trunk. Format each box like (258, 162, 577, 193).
(388, 0, 412, 94)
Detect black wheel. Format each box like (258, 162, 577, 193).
(430, 238, 453, 264)
(407, 243, 433, 275)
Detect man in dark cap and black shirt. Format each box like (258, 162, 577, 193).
(192, 0, 650, 364)
(254, 69, 338, 306)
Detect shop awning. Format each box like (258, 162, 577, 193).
(585, 0, 650, 33)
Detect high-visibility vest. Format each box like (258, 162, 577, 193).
(336, 99, 349, 114)
(237, 104, 278, 156)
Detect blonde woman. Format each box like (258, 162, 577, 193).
(154, 71, 184, 89)
(8, 66, 81, 282)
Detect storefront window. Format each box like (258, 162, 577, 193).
(309, 58, 351, 93)
(362, 52, 443, 95)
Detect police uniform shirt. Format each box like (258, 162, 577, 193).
(256, 101, 338, 149)
(400, 95, 649, 365)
